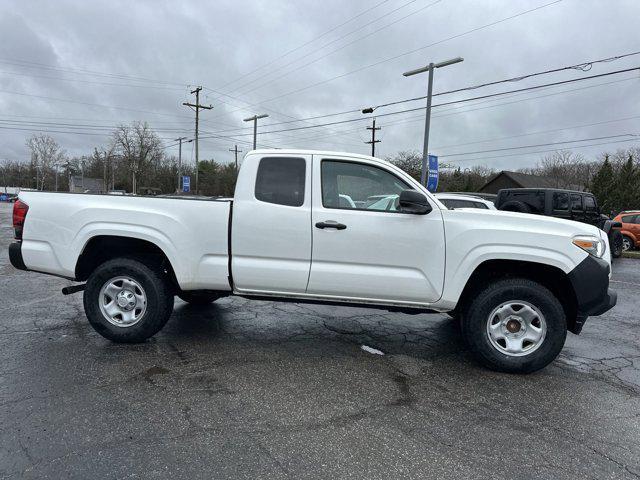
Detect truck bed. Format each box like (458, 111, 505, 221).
(17, 191, 233, 291)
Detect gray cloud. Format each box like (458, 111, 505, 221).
(1, 0, 639, 170)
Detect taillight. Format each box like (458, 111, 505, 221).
(13, 199, 29, 240)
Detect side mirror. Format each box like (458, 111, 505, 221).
(399, 190, 432, 215)
(612, 221, 622, 229)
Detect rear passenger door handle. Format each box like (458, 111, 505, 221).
(315, 221, 347, 230)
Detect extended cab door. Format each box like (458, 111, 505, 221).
(306, 156, 445, 305)
(231, 154, 312, 294)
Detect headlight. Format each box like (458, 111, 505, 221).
(572, 235, 605, 258)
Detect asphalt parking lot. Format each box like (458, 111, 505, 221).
(1, 202, 639, 479)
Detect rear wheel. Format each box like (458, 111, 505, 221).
(177, 291, 221, 305)
(83, 258, 174, 343)
(461, 278, 567, 373)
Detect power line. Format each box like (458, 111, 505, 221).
(214, 0, 393, 91)
(198, 66, 639, 138)
(428, 66, 640, 109)
(0, 57, 187, 87)
(0, 89, 195, 119)
(202, 52, 637, 133)
(254, 0, 564, 104)
(369, 50, 640, 110)
(433, 114, 640, 151)
(234, 0, 443, 96)
(0, 69, 186, 90)
(445, 138, 640, 163)
(439, 134, 639, 158)
(375, 77, 639, 136)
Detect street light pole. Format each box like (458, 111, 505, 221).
(403, 57, 463, 186)
(243, 114, 269, 150)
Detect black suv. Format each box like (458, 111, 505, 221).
(495, 188, 623, 257)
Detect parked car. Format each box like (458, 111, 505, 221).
(0, 193, 17, 202)
(435, 193, 497, 210)
(495, 188, 624, 258)
(10, 149, 616, 373)
(613, 210, 640, 251)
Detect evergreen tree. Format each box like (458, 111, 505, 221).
(590, 156, 615, 215)
(615, 154, 639, 213)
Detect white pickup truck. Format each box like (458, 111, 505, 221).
(9, 149, 616, 373)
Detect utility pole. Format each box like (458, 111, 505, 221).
(229, 144, 243, 170)
(175, 136, 187, 192)
(110, 157, 115, 191)
(365, 118, 381, 157)
(183, 87, 212, 195)
(243, 114, 269, 150)
(403, 57, 463, 186)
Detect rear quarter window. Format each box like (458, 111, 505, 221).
(255, 157, 306, 207)
(553, 193, 569, 210)
(498, 191, 544, 212)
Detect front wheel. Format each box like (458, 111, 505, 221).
(622, 235, 634, 252)
(83, 258, 174, 343)
(461, 278, 567, 373)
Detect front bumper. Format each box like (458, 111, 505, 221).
(568, 255, 617, 334)
(9, 241, 27, 271)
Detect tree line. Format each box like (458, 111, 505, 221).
(1, 123, 638, 215)
(0, 122, 239, 196)
(385, 148, 640, 215)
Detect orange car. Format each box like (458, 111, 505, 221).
(614, 211, 640, 251)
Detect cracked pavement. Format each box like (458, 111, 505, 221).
(1, 203, 639, 479)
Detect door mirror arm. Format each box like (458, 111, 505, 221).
(399, 190, 432, 215)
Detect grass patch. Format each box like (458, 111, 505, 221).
(622, 250, 640, 259)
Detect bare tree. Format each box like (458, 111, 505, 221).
(26, 134, 66, 190)
(112, 122, 163, 194)
(534, 150, 587, 190)
(385, 151, 422, 180)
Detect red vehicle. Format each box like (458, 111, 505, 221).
(613, 211, 640, 251)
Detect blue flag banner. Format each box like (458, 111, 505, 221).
(182, 176, 191, 193)
(426, 155, 438, 192)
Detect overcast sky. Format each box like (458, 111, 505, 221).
(1, 0, 639, 170)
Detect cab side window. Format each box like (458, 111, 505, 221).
(255, 157, 306, 207)
(321, 160, 410, 212)
(584, 196, 597, 212)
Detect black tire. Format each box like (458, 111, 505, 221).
(83, 257, 174, 343)
(622, 235, 634, 252)
(610, 230, 623, 258)
(460, 278, 567, 374)
(499, 201, 532, 213)
(177, 291, 221, 305)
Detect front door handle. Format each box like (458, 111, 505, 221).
(315, 221, 347, 230)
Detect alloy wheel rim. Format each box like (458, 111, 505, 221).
(486, 300, 547, 357)
(98, 276, 147, 327)
(622, 238, 631, 251)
